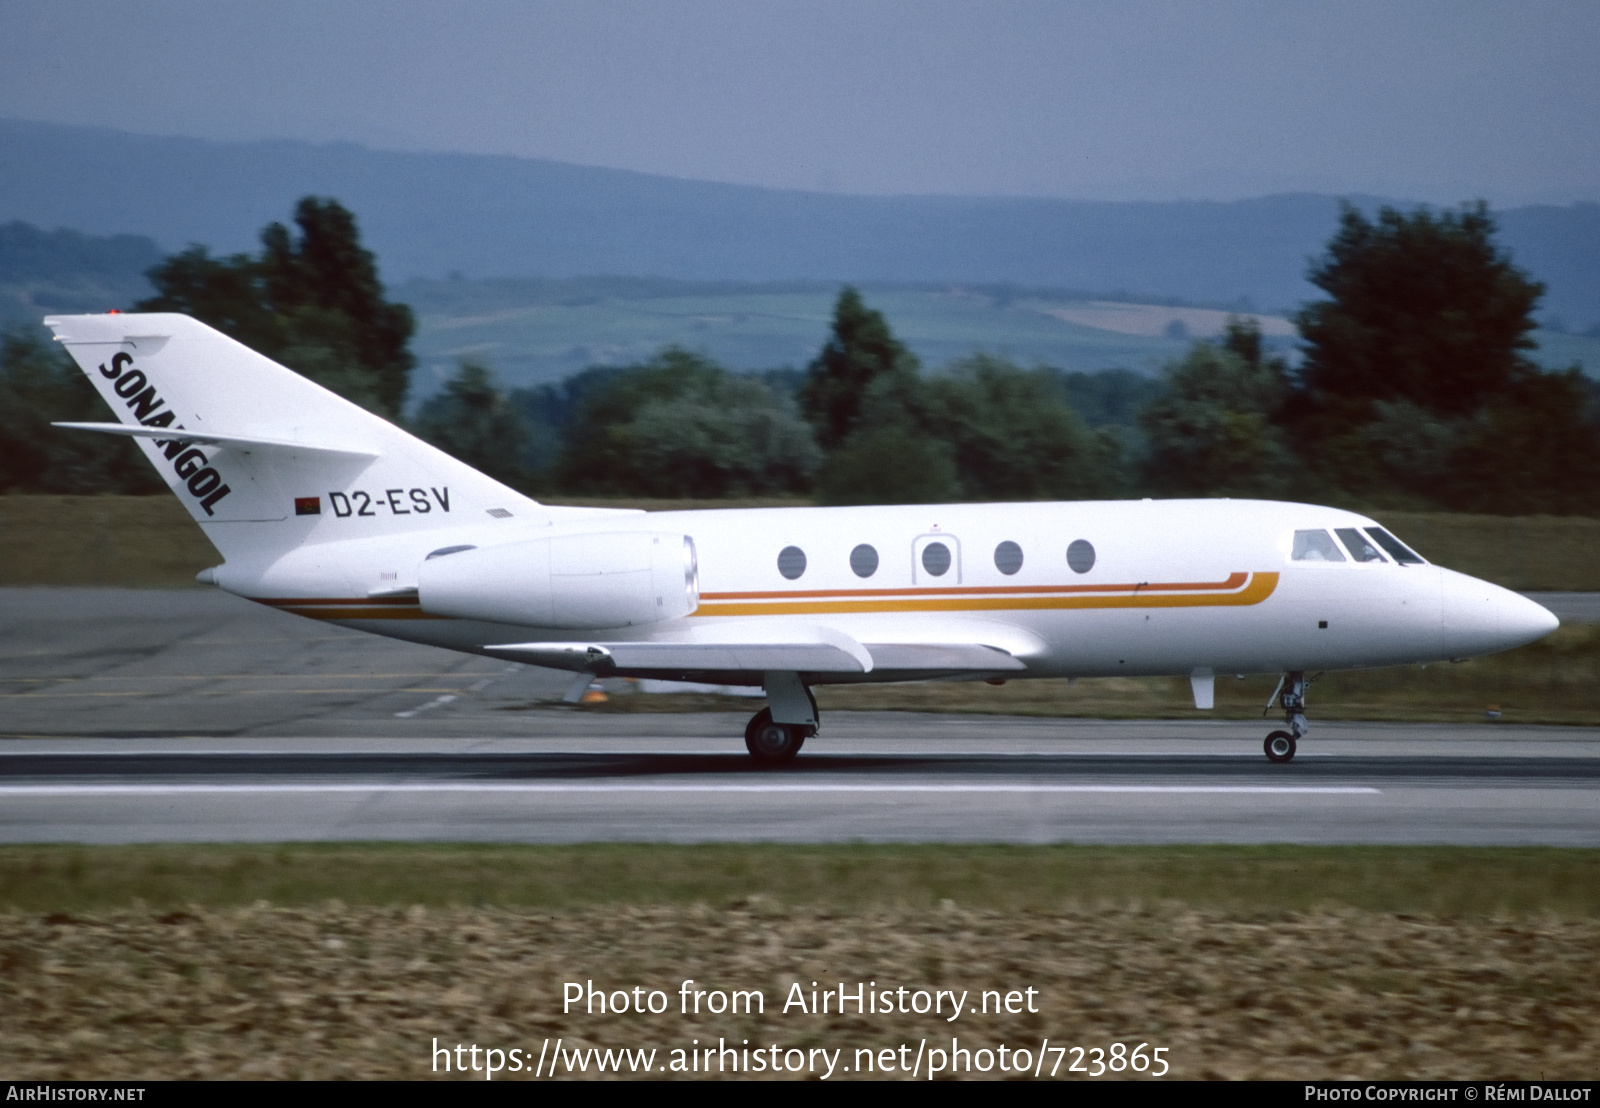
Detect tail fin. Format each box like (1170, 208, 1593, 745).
(45, 312, 547, 564)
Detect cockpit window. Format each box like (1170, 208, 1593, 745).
(1365, 527, 1426, 565)
(1292, 529, 1346, 562)
(1335, 528, 1386, 563)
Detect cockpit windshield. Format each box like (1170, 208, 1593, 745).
(1292, 529, 1346, 562)
(1364, 527, 1426, 565)
(1335, 528, 1386, 563)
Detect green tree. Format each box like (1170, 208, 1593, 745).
(1053, 367, 1165, 429)
(259, 199, 415, 417)
(555, 347, 821, 497)
(1288, 202, 1600, 513)
(923, 354, 1123, 501)
(138, 197, 414, 419)
(1296, 201, 1543, 418)
(411, 361, 531, 489)
(1140, 322, 1294, 497)
(798, 287, 920, 450)
(816, 355, 1126, 505)
(814, 420, 958, 505)
(1439, 370, 1600, 514)
(0, 329, 163, 493)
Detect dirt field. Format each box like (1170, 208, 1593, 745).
(1, 846, 1596, 1081)
(2, 902, 1595, 1080)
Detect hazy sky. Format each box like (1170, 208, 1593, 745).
(3, 0, 1597, 204)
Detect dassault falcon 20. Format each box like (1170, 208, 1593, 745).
(46, 312, 1559, 763)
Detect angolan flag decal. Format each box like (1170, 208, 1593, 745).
(295, 497, 321, 516)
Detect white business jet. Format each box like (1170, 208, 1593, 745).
(47, 312, 1559, 764)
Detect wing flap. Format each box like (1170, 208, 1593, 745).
(483, 639, 1026, 677)
(485, 640, 870, 674)
(865, 643, 1027, 671)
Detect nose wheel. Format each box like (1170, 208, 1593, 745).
(1264, 730, 1297, 763)
(1262, 670, 1311, 763)
(744, 707, 809, 763)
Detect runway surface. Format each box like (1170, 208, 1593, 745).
(2, 588, 1597, 845)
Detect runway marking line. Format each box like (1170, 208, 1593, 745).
(0, 688, 471, 699)
(396, 694, 459, 719)
(0, 783, 1382, 796)
(0, 673, 504, 681)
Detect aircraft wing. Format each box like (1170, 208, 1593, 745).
(483, 639, 1028, 678)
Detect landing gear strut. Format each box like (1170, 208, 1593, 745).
(1264, 670, 1309, 764)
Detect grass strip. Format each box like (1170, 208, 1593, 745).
(3, 844, 1598, 919)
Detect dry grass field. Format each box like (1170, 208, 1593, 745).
(0, 495, 218, 587)
(1, 846, 1597, 1081)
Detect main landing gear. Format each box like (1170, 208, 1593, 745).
(1264, 670, 1309, 764)
(744, 671, 818, 764)
(744, 707, 812, 763)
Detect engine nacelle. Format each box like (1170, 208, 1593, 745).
(417, 531, 699, 629)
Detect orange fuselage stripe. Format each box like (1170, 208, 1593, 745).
(692, 572, 1278, 617)
(249, 571, 1279, 621)
(699, 572, 1248, 601)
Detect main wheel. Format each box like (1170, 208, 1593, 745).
(744, 708, 807, 764)
(1264, 730, 1297, 763)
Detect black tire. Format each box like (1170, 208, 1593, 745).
(1264, 730, 1297, 763)
(744, 707, 807, 764)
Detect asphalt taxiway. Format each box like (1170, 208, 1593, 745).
(2, 588, 1596, 845)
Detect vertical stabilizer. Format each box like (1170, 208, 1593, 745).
(45, 312, 548, 564)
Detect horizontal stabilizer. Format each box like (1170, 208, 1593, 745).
(51, 422, 378, 459)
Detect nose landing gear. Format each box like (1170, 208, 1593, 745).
(1264, 730, 1296, 763)
(1264, 670, 1309, 764)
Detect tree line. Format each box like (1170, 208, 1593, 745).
(3, 197, 1596, 514)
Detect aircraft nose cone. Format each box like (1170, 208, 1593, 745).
(1511, 592, 1561, 641)
(1439, 568, 1559, 657)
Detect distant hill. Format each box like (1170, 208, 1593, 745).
(399, 276, 1598, 394)
(0, 220, 160, 331)
(401, 276, 1293, 390)
(4, 221, 1595, 395)
(4, 117, 1597, 329)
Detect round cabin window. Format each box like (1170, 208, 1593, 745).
(921, 541, 952, 577)
(993, 540, 1024, 575)
(1067, 539, 1096, 574)
(777, 545, 807, 580)
(850, 544, 879, 578)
